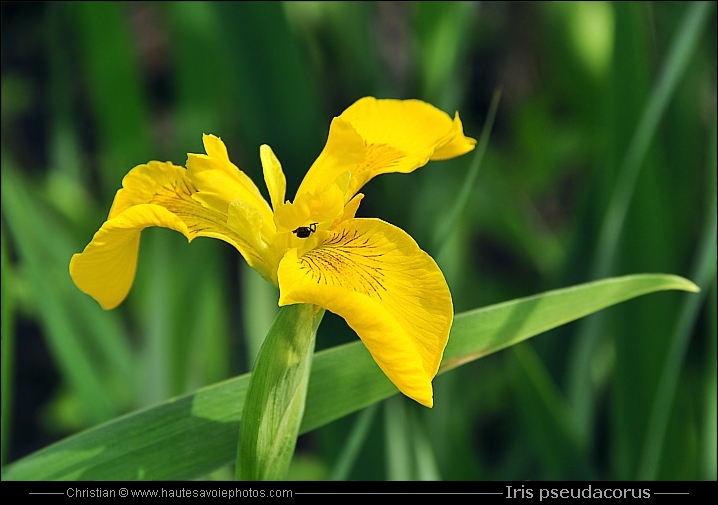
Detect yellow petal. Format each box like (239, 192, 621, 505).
(340, 97, 477, 168)
(186, 134, 274, 229)
(298, 97, 476, 200)
(274, 174, 347, 234)
(276, 218, 453, 407)
(260, 144, 286, 212)
(296, 117, 366, 200)
(227, 199, 280, 284)
(71, 161, 272, 308)
(339, 193, 364, 222)
(70, 204, 189, 310)
(107, 160, 188, 218)
(430, 111, 476, 160)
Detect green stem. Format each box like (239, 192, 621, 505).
(236, 303, 324, 480)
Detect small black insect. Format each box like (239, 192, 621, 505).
(292, 222, 318, 238)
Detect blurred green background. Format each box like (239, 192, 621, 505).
(1, 1, 715, 480)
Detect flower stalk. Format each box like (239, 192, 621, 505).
(236, 303, 324, 480)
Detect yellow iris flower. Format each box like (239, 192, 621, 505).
(70, 97, 476, 407)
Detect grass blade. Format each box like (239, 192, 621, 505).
(638, 101, 718, 480)
(592, 1, 712, 279)
(433, 89, 501, 257)
(567, 1, 714, 447)
(329, 405, 378, 480)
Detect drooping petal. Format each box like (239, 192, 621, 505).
(297, 97, 476, 200)
(70, 161, 272, 308)
(70, 204, 189, 310)
(186, 134, 274, 233)
(276, 218, 453, 407)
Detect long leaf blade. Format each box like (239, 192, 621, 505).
(2, 274, 698, 480)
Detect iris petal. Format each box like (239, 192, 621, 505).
(276, 218, 452, 407)
(429, 112, 475, 160)
(298, 98, 476, 200)
(296, 118, 366, 200)
(341, 97, 476, 159)
(338, 193, 364, 223)
(260, 144, 286, 212)
(70, 204, 187, 310)
(70, 161, 269, 308)
(227, 199, 279, 284)
(186, 134, 274, 228)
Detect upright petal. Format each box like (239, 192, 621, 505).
(298, 97, 476, 200)
(260, 144, 286, 212)
(276, 218, 453, 407)
(296, 118, 366, 199)
(338, 193, 364, 223)
(70, 161, 271, 308)
(186, 134, 274, 231)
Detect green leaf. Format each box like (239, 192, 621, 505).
(2, 274, 698, 480)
